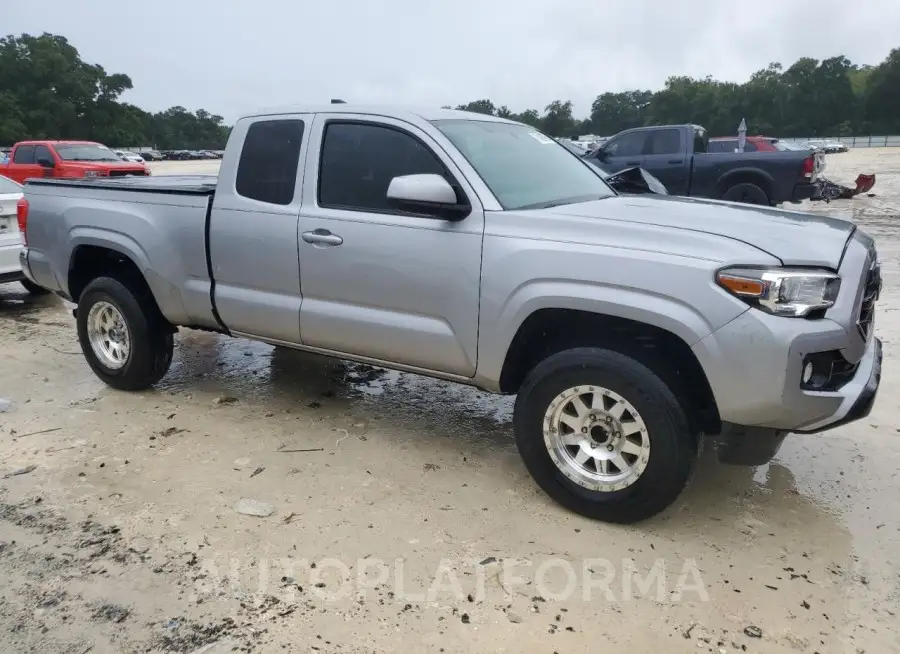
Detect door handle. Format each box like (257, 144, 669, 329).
(302, 229, 343, 246)
(668, 160, 683, 164)
(626, 161, 640, 166)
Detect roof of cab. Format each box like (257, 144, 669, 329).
(238, 104, 518, 125)
(15, 140, 101, 146)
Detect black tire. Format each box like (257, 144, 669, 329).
(20, 278, 51, 295)
(76, 276, 174, 391)
(513, 348, 698, 524)
(722, 182, 770, 205)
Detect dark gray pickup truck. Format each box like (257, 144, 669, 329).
(583, 124, 823, 206)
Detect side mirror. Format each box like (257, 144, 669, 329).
(386, 174, 470, 220)
(37, 157, 54, 168)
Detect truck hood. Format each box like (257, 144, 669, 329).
(543, 194, 855, 268)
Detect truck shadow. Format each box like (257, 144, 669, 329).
(0, 282, 61, 314)
(161, 332, 840, 532)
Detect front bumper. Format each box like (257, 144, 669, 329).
(795, 337, 881, 433)
(692, 231, 881, 433)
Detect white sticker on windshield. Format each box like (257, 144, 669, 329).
(528, 131, 555, 144)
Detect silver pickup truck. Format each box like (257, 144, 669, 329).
(18, 105, 882, 523)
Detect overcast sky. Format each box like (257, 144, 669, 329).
(6, 0, 899, 121)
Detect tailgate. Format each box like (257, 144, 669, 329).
(812, 151, 826, 179)
(0, 196, 19, 239)
(0, 197, 22, 272)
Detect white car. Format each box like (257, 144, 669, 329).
(0, 175, 49, 295)
(114, 150, 145, 163)
(822, 140, 849, 153)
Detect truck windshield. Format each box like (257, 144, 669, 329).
(432, 120, 615, 210)
(55, 144, 121, 162)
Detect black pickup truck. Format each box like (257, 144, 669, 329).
(582, 124, 823, 206)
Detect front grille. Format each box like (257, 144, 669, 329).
(108, 169, 148, 177)
(857, 257, 881, 341)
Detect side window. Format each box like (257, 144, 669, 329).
(318, 122, 448, 213)
(743, 141, 758, 152)
(647, 129, 682, 155)
(34, 145, 54, 164)
(604, 131, 645, 158)
(13, 145, 36, 164)
(235, 119, 305, 205)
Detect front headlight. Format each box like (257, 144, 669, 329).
(83, 170, 100, 178)
(716, 267, 841, 317)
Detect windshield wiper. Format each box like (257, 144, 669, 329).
(515, 195, 610, 211)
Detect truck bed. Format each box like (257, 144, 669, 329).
(26, 175, 217, 195)
(22, 173, 220, 331)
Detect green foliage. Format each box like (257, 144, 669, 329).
(3, 33, 900, 146)
(456, 49, 900, 138)
(0, 32, 230, 148)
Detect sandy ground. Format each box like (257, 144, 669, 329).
(1, 150, 899, 654)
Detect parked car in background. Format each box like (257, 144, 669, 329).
(115, 150, 146, 163)
(0, 151, 9, 164)
(0, 174, 48, 294)
(806, 140, 848, 154)
(18, 105, 883, 524)
(0, 141, 149, 184)
(584, 124, 823, 206)
(559, 140, 589, 156)
(775, 140, 811, 152)
(709, 136, 785, 153)
(821, 140, 849, 153)
(139, 150, 164, 161)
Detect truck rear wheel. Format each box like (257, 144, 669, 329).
(513, 348, 698, 524)
(76, 276, 174, 391)
(722, 182, 770, 205)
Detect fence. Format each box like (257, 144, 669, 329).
(781, 135, 900, 149)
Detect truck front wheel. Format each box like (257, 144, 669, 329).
(513, 348, 698, 524)
(76, 277, 174, 391)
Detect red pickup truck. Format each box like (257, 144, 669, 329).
(0, 140, 149, 184)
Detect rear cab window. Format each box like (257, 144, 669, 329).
(235, 119, 306, 205)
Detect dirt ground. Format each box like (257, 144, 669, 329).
(1, 150, 899, 654)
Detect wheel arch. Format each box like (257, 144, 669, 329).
(68, 243, 172, 330)
(716, 167, 774, 200)
(498, 307, 721, 436)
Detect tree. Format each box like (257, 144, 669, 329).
(455, 99, 496, 115)
(540, 100, 576, 137)
(3, 32, 899, 147)
(450, 47, 900, 138)
(0, 32, 230, 148)
(864, 48, 900, 133)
